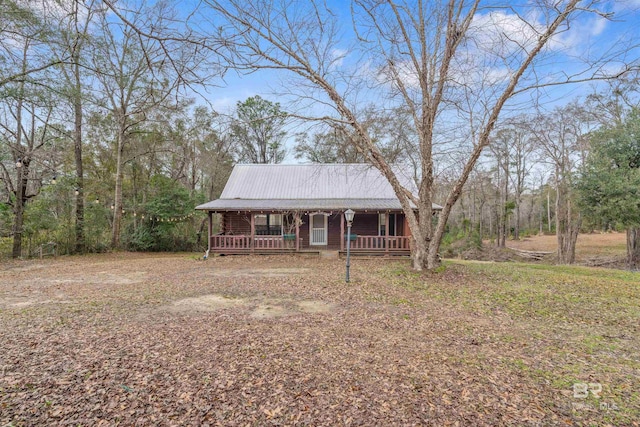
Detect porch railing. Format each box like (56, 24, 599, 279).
(210, 235, 298, 251)
(254, 236, 295, 250)
(350, 236, 411, 251)
(210, 234, 410, 252)
(211, 235, 251, 250)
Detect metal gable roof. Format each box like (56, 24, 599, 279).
(219, 163, 417, 199)
(196, 164, 443, 211)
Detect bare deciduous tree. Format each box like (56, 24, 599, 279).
(91, 4, 185, 248)
(52, 0, 98, 253)
(0, 48, 57, 257)
(197, 0, 635, 270)
(530, 103, 595, 264)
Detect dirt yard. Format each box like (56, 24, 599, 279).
(506, 232, 627, 263)
(1, 253, 638, 426)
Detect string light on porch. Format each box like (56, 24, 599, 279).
(12, 154, 57, 185)
(89, 201, 200, 223)
(135, 212, 198, 223)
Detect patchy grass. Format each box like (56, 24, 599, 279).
(0, 253, 638, 426)
(438, 261, 640, 322)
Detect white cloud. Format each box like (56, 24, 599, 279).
(384, 60, 420, 89)
(550, 15, 609, 55)
(469, 9, 609, 56)
(470, 11, 543, 55)
(361, 7, 621, 99)
(329, 48, 348, 68)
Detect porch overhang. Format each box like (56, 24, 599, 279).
(195, 198, 442, 212)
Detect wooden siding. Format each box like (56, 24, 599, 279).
(214, 210, 409, 253)
(327, 214, 341, 248)
(222, 212, 251, 235)
(350, 213, 379, 237)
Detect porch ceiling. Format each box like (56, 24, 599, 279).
(196, 198, 442, 212)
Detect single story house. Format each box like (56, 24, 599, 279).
(195, 163, 442, 255)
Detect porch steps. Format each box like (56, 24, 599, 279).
(320, 251, 340, 259)
(217, 250, 320, 256)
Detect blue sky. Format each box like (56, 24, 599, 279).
(178, 0, 640, 164)
(198, 1, 640, 113)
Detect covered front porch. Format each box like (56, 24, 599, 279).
(205, 210, 412, 256)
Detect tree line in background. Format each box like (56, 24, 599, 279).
(298, 79, 640, 268)
(0, 2, 286, 257)
(1, 1, 639, 269)
(445, 82, 640, 268)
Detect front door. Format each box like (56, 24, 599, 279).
(309, 213, 328, 245)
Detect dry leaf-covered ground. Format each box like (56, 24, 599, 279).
(1, 253, 638, 426)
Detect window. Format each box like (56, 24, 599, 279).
(378, 213, 397, 236)
(255, 214, 283, 235)
(313, 214, 324, 228)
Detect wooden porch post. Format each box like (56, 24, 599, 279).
(250, 212, 255, 253)
(295, 211, 300, 252)
(340, 211, 344, 252)
(208, 211, 213, 251)
(385, 210, 390, 256)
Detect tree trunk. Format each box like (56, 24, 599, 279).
(539, 202, 543, 235)
(497, 198, 507, 247)
(547, 190, 552, 232)
(555, 182, 579, 264)
(557, 220, 580, 264)
(489, 207, 493, 240)
(11, 89, 26, 259)
(411, 234, 442, 271)
(73, 58, 85, 253)
(627, 228, 640, 269)
(12, 166, 27, 258)
(500, 174, 508, 247)
(426, 237, 441, 270)
(495, 188, 502, 247)
(112, 127, 125, 248)
(411, 237, 427, 271)
(478, 201, 484, 239)
(514, 198, 521, 240)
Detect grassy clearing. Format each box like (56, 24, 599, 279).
(0, 253, 638, 426)
(438, 261, 640, 322)
(383, 259, 640, 424)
